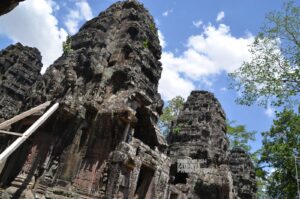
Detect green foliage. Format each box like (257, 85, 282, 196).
(250, 149, 269, 199)
(143, 40, 149, 49)
(63, 35, 72, 54)
(227, 120, 256, 152)
(159, 96, 185, 135)
(173, 123, 183, 134)
(259, 106, 300, 198)
(149, 23, 156, 31)
(229, 1, 300, 197)
(229, 0, 300, 107)
(256, 176, 270, 199)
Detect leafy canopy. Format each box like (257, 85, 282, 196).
(259, 106, 300, 198)
(227, 120, 256, 152)
(229, 0, 300, 107)
(159, 96, 184, 135)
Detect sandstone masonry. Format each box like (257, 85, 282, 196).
(0, 1, 256, 198)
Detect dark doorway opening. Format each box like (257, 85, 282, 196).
(134, 165, 155, 199)
(169, 163, 188, 184)
(170, 193, 179, 199)
(133, 107, 158, 149)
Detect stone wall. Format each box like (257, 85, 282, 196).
(0, 0, 167, 198)
(229, 148, 257, 199)
(0, 43, 42, 122)
(168, 91, 235, 199)
(0, 0, 256, 198)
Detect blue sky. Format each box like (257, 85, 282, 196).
(0, 0, 289, 152)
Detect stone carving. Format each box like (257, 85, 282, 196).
(0, 0, 256, 198)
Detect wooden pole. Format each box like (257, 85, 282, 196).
(0, 103, 59, 163)
(0, 158, 6, 175)
(122, 123, 130, 142)
(0, 101, 51, 130)
(0, 130, 23, 136)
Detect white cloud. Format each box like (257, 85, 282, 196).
(158, 23, 253, 100)
(193, 20, 203, 28)
(158, 59, 196, 100)
(78, 1, 93, 20)
(47, 0, 60, 11)
(0, 0, 68, 73)
(220, 87, 228, 92)
(158, 30, 166, 49)
(65, 10, 80, 34)
(166, 24, 253, 80)
(65, 1, 93, 34)
(162, 9, 173, 17)
(216, 11, 225, 22)
(264, 106, 275, 118)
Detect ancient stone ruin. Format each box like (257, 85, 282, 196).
(0, 0, 256, 198)
(229, 148, 257, 199)
(0, 43, 42, 122)
(0, 0, 25, 16)
(168, 91, 234, 198)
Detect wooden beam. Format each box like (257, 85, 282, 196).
(0, 103, 59, 163)
(0, 130, 22, 136)
(0, 158, 6, 176)
(0, 101, 51, 130)
(122, 123, 131, 142)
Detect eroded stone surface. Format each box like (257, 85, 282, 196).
(0, 0, 256, 198)
(167, 91, 236, 199)
(0, 0, 25, 16)
(0, 1, 166, 198)
(168, 91, 228, 165)
(0, 43, 42, 122)
(229, 148, 257, 199)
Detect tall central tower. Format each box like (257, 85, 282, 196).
(0, 1, 168, 198)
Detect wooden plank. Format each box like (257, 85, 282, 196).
(0, 130, 22, 136)
(122, 123, 130, 142)
(0, 103, 59, 162)
(0, 101, 51, 130)
(0, 158, 6, 175)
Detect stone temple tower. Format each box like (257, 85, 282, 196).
(0, 0, 256, 198)
(168, 91, 235, 198)
(0, 1, 168, 198)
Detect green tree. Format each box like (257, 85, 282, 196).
(159, 96, 184, 135)
(227, 120, 256, 152)
(63, 35, 72, 54)
(229, 0, 300, 107)
(229, 2, 300, 197)
(249, 148, 270, 199)
(259, 106, 300, 198)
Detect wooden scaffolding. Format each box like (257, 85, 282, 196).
(0, 101, 59, 174)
